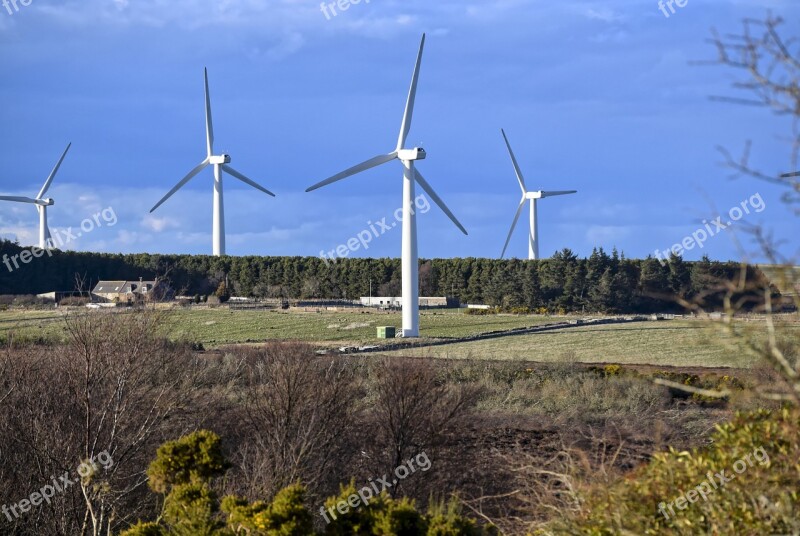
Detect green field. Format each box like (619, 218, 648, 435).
(0, 308, 557, 346)
(165, 308, 561, 345)
(0, 307, 796, 369)
(380, 320, 788, 368)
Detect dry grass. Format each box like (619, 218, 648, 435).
(382, 318, 800, 368)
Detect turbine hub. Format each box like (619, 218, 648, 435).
(526, 191, 543, 200)
(209, 154, 231, 165)
(397, 147, 426, 161)
(39, 198, 55, 206)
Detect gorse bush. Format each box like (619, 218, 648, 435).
(147, 430, 230, 494)
(123, 431, 495, 536)
(545, 408, 800, 535)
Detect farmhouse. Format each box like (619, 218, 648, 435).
(92, 279, 169, 303)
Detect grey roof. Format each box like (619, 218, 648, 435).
(92, 281, 157, 294)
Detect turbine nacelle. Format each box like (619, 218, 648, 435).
(397, 148, 426, 161)
(38, 198, 54, 206)
(209, 154, 231, 165)
(525, 190, 578, 200)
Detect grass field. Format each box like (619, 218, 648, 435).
(0, 307, 796, 369)
(0, 308, 557, 346)
(380, 320, 794, 368)
(165, 308, 562, 345)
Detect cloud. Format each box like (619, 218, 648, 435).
(141, 214, 179, 232)
(583, 7, 626, 23)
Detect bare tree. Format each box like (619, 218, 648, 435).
(364, 358, 479, 496)
(705, 14, 800, 212)
(233, 343, 360, 501)
(0, 309, 212, 535)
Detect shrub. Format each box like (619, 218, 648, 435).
(222, 484, 313, 536)
(124, 432, 492, 536)
(147, 430, 230, 494)
(427, 498, 492, 536)
(120, 522, 167, 536)
(550, 408, 800, 535)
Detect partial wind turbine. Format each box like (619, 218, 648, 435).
(0, 143, 71, 249)
(782, 171, 799, 178)
(150, 68, 276, 256)
(499, 129, 576, 260)
(306, 34, 467, 338)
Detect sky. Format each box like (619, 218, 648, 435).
(0, 0, 798, 263)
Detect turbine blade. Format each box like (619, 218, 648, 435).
(306, 153, 397, 192)
(37, 142, 71, 199)
(413, 169, 468, 235)
(541, 190, 577, 198)
(221, 165, 276, 197)
(0, 196, 41, 205)
(501, 129, 526, 194)
(204, 68, 214, 157)
(396, 34, 426, 151)
(150, 158, 210, 213)
(782, 171, 799, 178)
(501, 199, 526, 259)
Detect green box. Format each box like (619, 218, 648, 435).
(377, 326, 396, 339)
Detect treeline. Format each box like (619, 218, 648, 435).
(0, 240, 773, 313)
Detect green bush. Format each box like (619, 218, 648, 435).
(549, 408, 800, 535)
(147, 430, 229, 494)
(222, 484, 313, 535)
(120, 521, 167, 536)
(426, 498, 492, 536)
(123, 432, 493, 536)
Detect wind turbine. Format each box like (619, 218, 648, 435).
(0, 143, 71, 249)
(499, 129, 576, 260)
(305, 34, 467, 338)
(150, 68, 276, 256)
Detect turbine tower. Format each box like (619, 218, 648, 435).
(499, 129, 576, 260)
(306, 35, 467, 338)
(0, 143, 71, 249)
(150, 68, 276, 256)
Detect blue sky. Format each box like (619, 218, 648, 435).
(0, 0, 797, 262)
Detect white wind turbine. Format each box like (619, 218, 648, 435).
(0, 143, 71, 249)
(306, 34, 467, 338)
(150, 68, 276, 256)
(500, 129, 576, 260)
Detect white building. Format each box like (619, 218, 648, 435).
(360, 296, 458, 309)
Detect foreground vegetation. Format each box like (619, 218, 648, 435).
(117, 405, 800, 535)
(3, 307, 792, 535)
